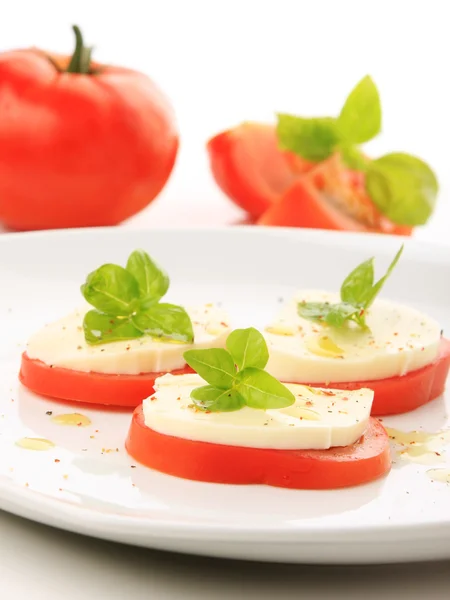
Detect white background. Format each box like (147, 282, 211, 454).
(1, 0, 449, 238)
(1, 1, 450, 597)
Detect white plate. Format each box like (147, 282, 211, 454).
(1, 226, 450, 564)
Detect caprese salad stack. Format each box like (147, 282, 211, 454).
(263, 246, 450, 415)
(20, 250, 230, 406)
(125, 326, 391, 489)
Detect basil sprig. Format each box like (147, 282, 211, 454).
(81, 250, 194, 345)
(277, 75, 438, 226)
(298, 245, 403, 329)
(183, 327, 294, 412)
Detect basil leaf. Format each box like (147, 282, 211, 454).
(83, 309, 142, 345)
(226, 327, 269, 370)
(276, 114, 339, 162)
(323, 303, 362, 328)
(183, 348, 236, 389)
(81, 264, 140, 316)
(337, 75, 381, 144)
(297, 301, 332, 321)
(363, 245, 404, 309)
(341, 258, 374, 306)
(339, 145, 370, 172)
(235, 368, 295, 410)
(126, 250, 169, 308)
(191, 386, 245, 412)
(366, 153, 438, 226)
(298, 301, 361, 328)
(132, 303, 194, 343)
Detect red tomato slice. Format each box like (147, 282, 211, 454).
(126, 409, 390, 489)
(19, 352, 194, 407)
(258, 154, 413, 236)
(207, 122, 311, 218)
(297, 338, 450, 416)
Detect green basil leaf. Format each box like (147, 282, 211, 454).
(298, 301, 361, 328)
(339, 145, 370, 172)
(341, 258, 374, 306)
(276, 114, 339, 162)
(337, 75, 381, 144)
(183, 348, 236, 389)
(297, 301, 332, 321)
(226, 327, 269, 370)
(363, 245, 404, 309)
(126, 250, 169, 307)
(81, 264, 140, 316)
(190, 386, 245, 412)
(83, 309, 142, 345)
(235, 368, 295, 410)
(132, 303, 194, 343)
(366, 153, 438, 226)
(323, 303, 361, 328)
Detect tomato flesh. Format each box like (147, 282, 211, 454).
(126, 408, 390, 489)
(19, 352, 194, 407)
(296, 338, 450, 416)
(258, 154, 413, 236)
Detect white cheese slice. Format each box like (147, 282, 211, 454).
(264, 290, 441, 384)
(142, 372, 373, 450)
(26, 304, 231, 375)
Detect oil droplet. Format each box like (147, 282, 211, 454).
(306, 335, 344, 358)
(399, 445, 445, 465)
(16, 437, 55, 451)
(385, 427, 450, 445)
(264, 324, 296, 336)
(386, 427, 450, 465)
(302, 385, 336, 396)
(51, 413, 91, 427)
(280, 405, 321, 421)
(205, 322, 227, 336)
(427, 469, 450, 484)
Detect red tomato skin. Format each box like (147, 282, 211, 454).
(207, 123, 311, 218)
(291, 338, 450, 416)
(126, 409, 390, 489)
(0, 49, 178, 230)
(19, 352, 193, 407)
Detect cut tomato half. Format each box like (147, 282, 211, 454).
(208, 122, 412, 235)
(19, 352, 194, 407)
(297, 338, 450, 416)
(258, 154, 413, 235)
(126, 409, 390, 489)
(207, 122, 311, 218)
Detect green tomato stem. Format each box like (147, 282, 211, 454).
(66, 25, 93, 74)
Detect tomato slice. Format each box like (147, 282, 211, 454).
(258, 154, 413, 236)
(297, 338, 450, 416)
(19, 352, 194, 407)
(126, 409, 390, 489)
(207, 122, 311, 218)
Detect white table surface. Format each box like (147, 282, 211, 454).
(1, 510, 450, 599)
(2, 0, 450, 595)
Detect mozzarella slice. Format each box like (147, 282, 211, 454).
(264, 290, 441, 383)
(143, 373, 373, 450)
(26, 304, 231, 375)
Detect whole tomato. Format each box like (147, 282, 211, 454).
(0, 26, 178, 230)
